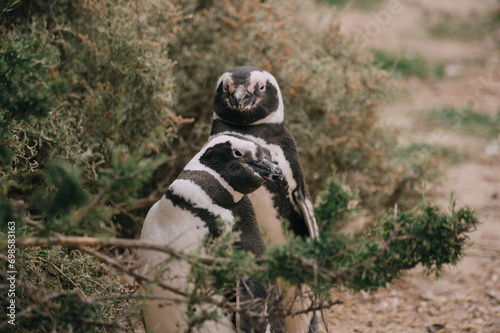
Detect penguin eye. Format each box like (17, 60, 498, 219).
(259, 83, 265, 91)
(223, 82, 235, 94)
(232, 148, 245, 158)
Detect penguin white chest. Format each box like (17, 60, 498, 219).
(139, 197, 211, 266)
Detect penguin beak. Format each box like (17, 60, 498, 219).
(230, 85, 255, 109)
(250, 160, 283, 182)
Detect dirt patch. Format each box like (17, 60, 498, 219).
(301, 0, 500, 332)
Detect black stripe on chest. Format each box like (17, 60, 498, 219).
(177, 170, 235, 207)
(165, 189, 221, 238)
(164, 170, 236, 238)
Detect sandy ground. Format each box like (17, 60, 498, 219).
(307, 1, 500, 332)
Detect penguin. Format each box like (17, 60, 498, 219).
(211, 66, 318, 243)
(211, 66, 323, 333)
(138, 133, 285, 333)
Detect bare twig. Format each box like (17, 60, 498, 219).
(10, 232, 401, 324)
(40, 258, 87, 297)
(80, 245, 188, 299)
(14, 236, 190, 261)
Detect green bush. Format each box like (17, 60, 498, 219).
(316, 0, 386, 10)
(2, 197, 478, 331)
(265, 198, 479, 291)
(137, 196, 479, 327)
(1, 1, 184, 328)
(1, 246, 130, 332)
(398, 142, 466, 165)
(424, 106, 500, 139)
(371, 48, 445, 78)
(0, 24, 67, 190)
(1, 0, 185, 233)
(426, 11, 500, 41)
(315, 169, 360, 231)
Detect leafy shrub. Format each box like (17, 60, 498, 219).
(265, 198, 479, 291)
(1, 0, 184, 329)
(1, 0, 186, 234)
(315, 169, 360, 231)
(2, 197, 478, 331)
(371, 48, 445, 78)
(0, 246, 131, 332)
(424, 106, 500, 138)
(426, 11, 500, 41)
(0, 24, 67, 190)
(398, 142, 466, 165)
(316, 0, 386, 10)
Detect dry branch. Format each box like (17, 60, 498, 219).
(10, 235, 345, 321)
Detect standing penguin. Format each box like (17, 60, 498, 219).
(138, 134, 284, 333)
(211, 66, 322, 332)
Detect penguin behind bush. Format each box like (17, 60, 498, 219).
(138, 134, 284, 332)
(211, 66, 322, 332)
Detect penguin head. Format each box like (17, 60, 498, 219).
(199, 135, 283, 195)
(213, 66, 284, 125)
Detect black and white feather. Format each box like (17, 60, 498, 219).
(211, 66, 323, 333)
(138, 134, 284, 333)
(212, 66, 319, 241)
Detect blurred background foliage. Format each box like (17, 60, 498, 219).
(0, 0, 479, 331)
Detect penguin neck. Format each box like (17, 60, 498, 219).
(183, 158, 245, 204)
(174, 170, 244, 209)
(212, 110, 284, 126)
(253, 108, 284, 125)
(210, 119, 286, 145)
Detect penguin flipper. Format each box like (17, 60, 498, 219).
(292, 190, 330, 332)
(292, 189, 319, 239)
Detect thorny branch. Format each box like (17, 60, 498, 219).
(14, 228, 413, 282)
